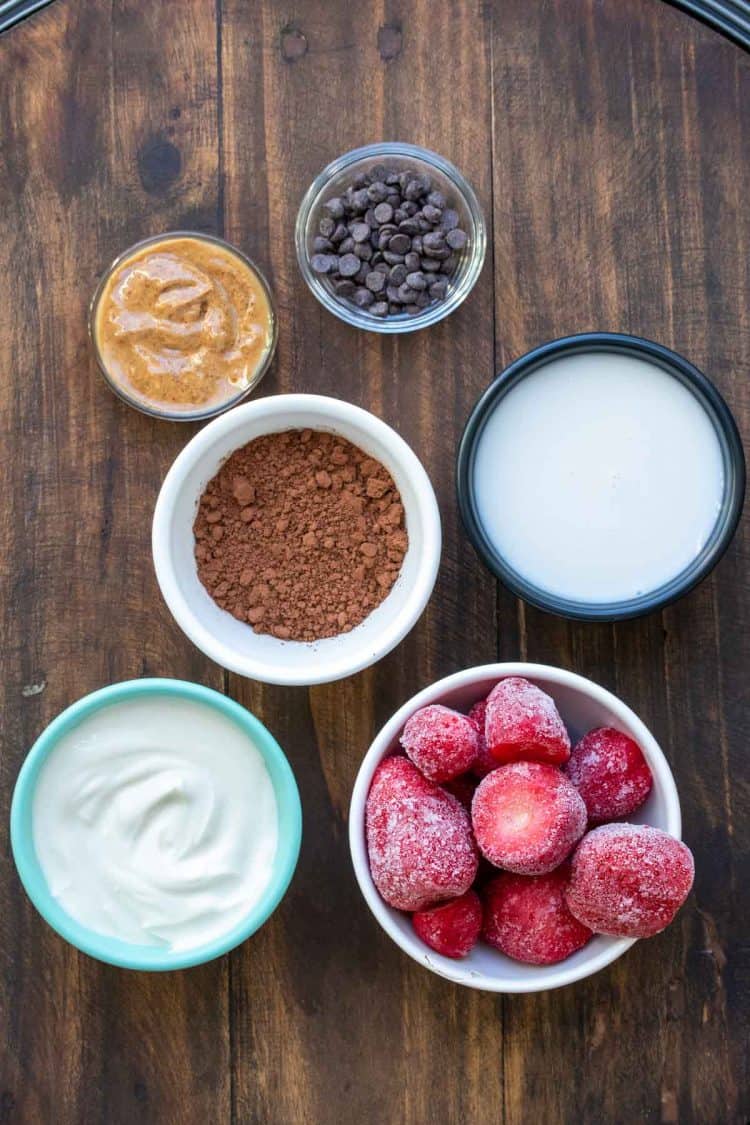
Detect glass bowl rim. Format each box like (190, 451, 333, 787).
(456, 331, 746, 621)
(88, 230, 278, 423)
(295, 142, 486, 335)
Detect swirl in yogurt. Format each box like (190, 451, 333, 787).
(32, 696, 278, 951)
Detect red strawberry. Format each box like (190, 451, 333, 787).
(482, 868, 592, 965)
(366, 757, 478, 911)
(485, 677, 571, 765)
(468, 698, 498, 779)
(565, 727, 653, 825)
(471, 761, 586, 875)
(565, 824, 694, 938)
(401, 704, 479, 782)
(412, 890, 483, 959)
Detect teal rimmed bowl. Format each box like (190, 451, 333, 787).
(10, 678, 302, 971)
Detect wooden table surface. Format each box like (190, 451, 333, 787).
(1, 1, 749, 1122)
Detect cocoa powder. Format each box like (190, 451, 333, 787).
(193, 429, 408, 642)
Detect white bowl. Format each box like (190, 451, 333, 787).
(349, 663, 682, 993)
(152, 394, 441, 686)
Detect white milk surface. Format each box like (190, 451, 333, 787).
(473, 352, 724, 603)
(33, 697, 278, 950)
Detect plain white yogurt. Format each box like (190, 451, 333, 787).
(32, 695, 278, 951)
(473, 352, 724, 603)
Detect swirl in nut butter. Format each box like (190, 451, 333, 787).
(93, 235, 274, 415)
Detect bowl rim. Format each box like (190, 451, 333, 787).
(152, 393, 442, 685)
(88, 230, 279, 422)
(348, 662, 682, 993)
(295, 141, 487, 335)
(456, 332, 746, 621)
(10, 678, 302, 971)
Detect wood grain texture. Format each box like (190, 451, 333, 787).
(0, 0, 748, 1122)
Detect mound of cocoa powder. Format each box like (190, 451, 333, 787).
(193, 429, 408, 642)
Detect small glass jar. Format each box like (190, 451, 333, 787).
(89, 232, 278, 422)
(295, 143, 486, 334)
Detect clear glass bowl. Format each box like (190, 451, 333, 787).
(89, 231, 278, 423)
(295, 143, 486, 334)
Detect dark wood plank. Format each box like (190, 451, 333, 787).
(492, 1, 750, 1122)
(0, 2, 230, 1123)
(219, 2, 499, 1122)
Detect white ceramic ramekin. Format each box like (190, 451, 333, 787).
(349, 663, 682, 993)
(152, 395, 441, 686)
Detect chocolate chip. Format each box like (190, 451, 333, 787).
(330, 222, 348, 244)
(446, 228, 467, 250)
(441, 208, 459, 231)
(404, 251, 421, 272)
(398, 218, 420, 235)
(373, 202, 394, 225)
(398, 283, 418, 302)
(422, 231, 445, 252)
(311, 253, 337, 274)
(426, 190, 446, 209)
(354, 241, 372, 260)
(383, 250, 405, 265)
(388, 233, 410, 255)
(351, 222, 370, 243)
(429, 277, 449, 299)
(319, 216, 335, 238)
(353, 287, 374, 307)
(389, 263, 407, 285)
(386, 285, 402, 304)
(324, 197, 345, 219)
(422, 204, 442, 223)
(338, 236, 356, 254)
(313, 236, 333, 253)
(367, 181, 389, 203)
(404, 179, 424, 202)
(422, 257, 441, 272)
(334, 279, 356, 297)
(405, 271, 427, 290)
(365, 271, 386, 293)
(338, 253, 361, 277)
(371, 301, 389, 317)
(351, 188, 370, 211)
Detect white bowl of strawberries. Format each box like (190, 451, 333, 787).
(349, 663, 693, 992)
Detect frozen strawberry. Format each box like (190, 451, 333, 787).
(400, 704, 479, 782)
(442, 773, 478, 811)
(485, 677, 571, 765)
(468, 699, 498, 779)
(482, 868, 592, 965)
(472, 762, 587, 875)
(366, 756, 479, 911)
(412, 889, 483, 959)
(565, 727, 653, 825)
(565, 824, 694, 938)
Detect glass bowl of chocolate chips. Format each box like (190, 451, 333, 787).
(296, 143, 486, 333)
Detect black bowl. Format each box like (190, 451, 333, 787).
(456, 332, 745, 621)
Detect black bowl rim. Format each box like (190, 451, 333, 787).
(456, 331, 746, 622)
